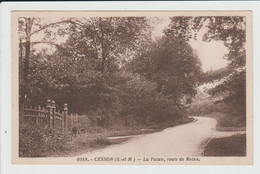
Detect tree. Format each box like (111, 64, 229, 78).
(164, 16, 194, 41)
(18, 17, 79, 87)
(18, 17, 83, 122)
(126, 36, 202, 107)
(19, 17, 152, 113)
(62, 17, 150, 73)
(197, 16, 246, 117)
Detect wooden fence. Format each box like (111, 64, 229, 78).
(22, 99, 79, 132)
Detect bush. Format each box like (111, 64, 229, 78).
(19, 123, 112, 157)
(19, 123, 71, 157)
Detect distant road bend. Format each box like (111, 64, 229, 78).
(78, 117, 245, 158)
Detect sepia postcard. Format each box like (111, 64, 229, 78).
(11, 11, 253, 165)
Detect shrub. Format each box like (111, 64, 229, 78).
(19, 123, 71, 157)
(19, 123, 112, 157)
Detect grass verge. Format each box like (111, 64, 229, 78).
(202, 134, 246, 156)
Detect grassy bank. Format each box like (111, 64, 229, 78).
(20, 116, 194, 157)
(202, 134, 246, 156)
(213, 113, 245, 131)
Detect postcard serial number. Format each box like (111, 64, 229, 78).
(77, 157, 114, 162)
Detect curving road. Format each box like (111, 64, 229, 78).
(78, 117, 244, 158)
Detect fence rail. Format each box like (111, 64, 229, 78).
(22, 99, 78, 132)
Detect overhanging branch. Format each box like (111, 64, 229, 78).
(20, 20, 85, 39)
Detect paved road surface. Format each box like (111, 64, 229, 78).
(78, 117, 244, 158)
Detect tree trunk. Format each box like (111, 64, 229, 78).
(19, 39, 24, 125)
(20, 18, 33, 125)
(100, 50, 106, 72)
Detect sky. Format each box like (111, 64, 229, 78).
(188, 26, 229, 72)
(189, 40, 229, 72)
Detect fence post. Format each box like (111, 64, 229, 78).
(71, 114, 73, 131)
(63, 103, 68, 132)
(47, 99, 52, 128)
(51, 100, 56, 129)
(37, 105, 41, 125)
(62, 111, 65, 132)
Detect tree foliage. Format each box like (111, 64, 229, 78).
(126, 36, 202, 106)
(62, 17, 150, 72)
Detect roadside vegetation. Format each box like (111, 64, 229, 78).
(202, 134, 246, 156)
(187, 92, 246, 131)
